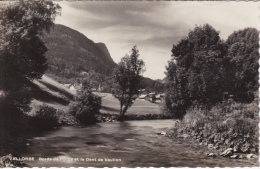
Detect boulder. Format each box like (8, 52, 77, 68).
(224, 138, 231, 145)
(250, 147, 257, 154)
(156, 131, 167, 136)
(220, 148, 233, 157)
(233, 146, 240, 153)
(241, 143, 250, 153)
(213, 145, 219, 150)
(238, 155, 244, 159)
(207, 153, 216, 158)
(160, 131, 167, 135)
(230, 155, 238, 159)
(246, 154, 258, 159)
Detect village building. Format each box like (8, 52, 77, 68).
(63, 83, 82, 92)
(138, 89, 150, 96)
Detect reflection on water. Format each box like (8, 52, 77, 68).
(24, 120, 257, 167)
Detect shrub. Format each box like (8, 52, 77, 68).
(70, 90, 101, 125)
(33, 105, 60, 130)
(183, 107, 207, 129)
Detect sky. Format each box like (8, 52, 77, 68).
(55, 1, 259, 80)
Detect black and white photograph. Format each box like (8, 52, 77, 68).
(0, 0, 259, 167)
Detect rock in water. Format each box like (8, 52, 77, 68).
(238, 155, 244, 159)
(160, 131, 167, 135)
(156, 131, 167, 136)
(230, 155, 238, 159)
(220, 148, 233, 157)
(207, 153, 216, 157)
(246, 154, 258, 159)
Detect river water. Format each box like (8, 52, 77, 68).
(23, 120, 258, 167)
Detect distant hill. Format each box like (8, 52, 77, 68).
(42, 24, 116, 83)
(155, 79, 165, 84)
(140, 77, 165, 93)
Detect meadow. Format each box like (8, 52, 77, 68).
(94, 92, 162, 115)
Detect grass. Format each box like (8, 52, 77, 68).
(94, 92, 162, 115)
(28, 75, 164, 121)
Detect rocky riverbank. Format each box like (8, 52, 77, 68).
(170, 124, 259, 161)
(163, 101, 259, 162)
(97, 113, 172, 122)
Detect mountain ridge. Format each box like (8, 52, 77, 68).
(42, 24, 164, 92)
(42, 24, 116, 83)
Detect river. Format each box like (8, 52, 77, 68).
(23, 119, 258, 167)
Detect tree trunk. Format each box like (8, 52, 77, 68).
(122, 105, 128, 117)
(118, 105, 128, 121)
(119, 102, 123, 116)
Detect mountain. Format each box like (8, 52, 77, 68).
(42, 24, 116, 83)
(96, 43, 114, 62)
(41, 24, 164, 93)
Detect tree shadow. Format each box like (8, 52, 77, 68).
(101, 105, 119, 112)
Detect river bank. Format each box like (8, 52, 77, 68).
(168, 101, 259, 163)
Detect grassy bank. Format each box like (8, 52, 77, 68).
(174, 100, 259, 157)
(99, 113, 172, 122)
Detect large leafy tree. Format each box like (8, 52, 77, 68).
(0, 0, 61, 142)
(165, 24, 228, 118)
(112, 46, 145, 120)
(0, 0, 61, 111)
(226, 28, 258, 102)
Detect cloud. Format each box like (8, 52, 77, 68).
(55, 1, 258, 79)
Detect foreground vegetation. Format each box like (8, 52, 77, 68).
(173, 100, 258, 158)
(163, 24, 258, 158)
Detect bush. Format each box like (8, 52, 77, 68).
(70, 90, 101, 125)
(0, 99, 31, 155)
(33, 105, 60, 130)
(179, 101, 258, 151)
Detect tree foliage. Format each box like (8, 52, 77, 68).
(33, 105, 60, 130)
(112, 46, 145, 119)
(0, 0, 61, 111)
(69, 81, 101, 125)
(165, 24, 228, 118)
(226, 28, 258, 102)
(165, 24, 258, 118)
